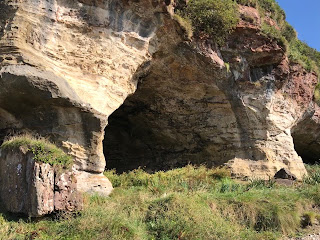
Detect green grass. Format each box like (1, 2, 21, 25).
(176, 0, 239, 45)
(1, 135, 72, 168)
(1, 165, 320, 239)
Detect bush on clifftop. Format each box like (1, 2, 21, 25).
(177, 0, 239, 45)
(176, 0, 320, 78)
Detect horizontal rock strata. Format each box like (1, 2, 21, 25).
(0, 0, 319, 185)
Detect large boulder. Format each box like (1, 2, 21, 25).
(0, 147, 82, 217)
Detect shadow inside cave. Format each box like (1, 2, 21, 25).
(102, 95, 165, 174)
(292, 118, 320, 165)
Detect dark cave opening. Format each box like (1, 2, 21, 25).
(292, 131, 320, 165)
(102, 97, 157, 173)
(102, 92, 220, 173)
(293, 139, 320, 165)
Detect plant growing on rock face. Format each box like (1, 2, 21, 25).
(314, 83, 320, 105)
(178, 0, 239, 45)
(234, 0, 257, 7)
(1, 135, 72, 169)
(172, 14, 193, 39)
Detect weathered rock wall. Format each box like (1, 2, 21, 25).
(0, 147, 82, 217)
(0, 0, 170, 172)
(0, 0, 175, 191)
(104, 5, 318, 179)
(0, 0, 319, 183)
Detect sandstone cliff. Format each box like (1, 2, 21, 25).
(0, 0, 319, 190)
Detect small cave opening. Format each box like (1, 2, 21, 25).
(292, 122, 320, 165)
(293, 137, 320, 165)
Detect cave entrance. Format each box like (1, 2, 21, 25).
(103, 94, 158, 173)
(102, 47, 242, 173)
(292, 123, 320, 165)
(292, 137, 320, 165)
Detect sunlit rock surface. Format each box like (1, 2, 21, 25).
(0, 0, 319, 189)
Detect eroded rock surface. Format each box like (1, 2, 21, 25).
(0, 0, 319, 183)
(0, 0, 170, 191)
(0, 147, 82, 217)
(103, 4, 318, 180)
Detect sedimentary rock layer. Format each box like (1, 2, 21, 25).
(0, 0, 319, 183)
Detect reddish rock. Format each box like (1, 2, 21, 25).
(54, 172, 83, 212)
(0, 148, 82, 217)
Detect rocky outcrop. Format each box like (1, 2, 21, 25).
(103, 5, 318, 180)
(0, 0, 319, 185)
(0, 0, 166, 192)
(0, 147, 82, 217)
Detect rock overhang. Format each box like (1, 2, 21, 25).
(0, 0, 319, 194)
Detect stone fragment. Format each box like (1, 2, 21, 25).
(74, 170, 113, 197)
(54, 172, 83, 212)
(274, 168, 297, 180)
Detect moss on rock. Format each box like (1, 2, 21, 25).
(1, 135, 72, 168)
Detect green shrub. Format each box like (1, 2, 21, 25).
(1, 135, 72, 168)
(218, 177, 243, 193)
(173, 14, 193, 39)
(234, 0, 257, 7)
(257, 0, 285, 24)
(281, 22, 297, 43)
(178, 0, 239, 45)
(247, 178, 276, 189)
(304, 164, 320, 185)
(260, 22, 288, 50)
(289, 40, 320, 75)
(314, 83, 320, 104)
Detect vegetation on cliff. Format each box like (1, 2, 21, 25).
(175, 0, 320, 77)
(177, 0, 239, 45)
(1, 165, 320, 239)
(1, 135, 72, 168)
(175, 0, 320, 103)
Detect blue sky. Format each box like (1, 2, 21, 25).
(276, 0, 320, 51)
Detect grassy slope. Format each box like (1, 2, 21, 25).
(2, 165, 320, 240)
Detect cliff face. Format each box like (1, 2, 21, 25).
(0, 0, 318, 186)
(104, 5, 319, 180)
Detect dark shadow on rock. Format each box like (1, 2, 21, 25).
(103, 44, 239, 173)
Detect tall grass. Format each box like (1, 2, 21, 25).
(1, 165, 320, 239)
